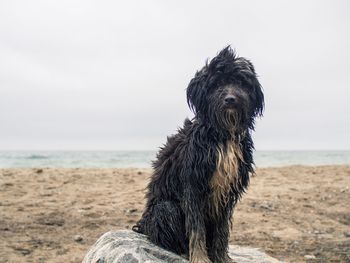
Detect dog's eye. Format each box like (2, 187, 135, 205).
(238, 83, 247, 90)
(212, 85, 224, 94)
(235, 80, 242, 86)
(238, 79, 251, 90)
(219, 86, 226, 91)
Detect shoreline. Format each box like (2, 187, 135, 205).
(0, 163, 349, 169)
(0, 165, 349, 262)
(1, 150, 349, 169)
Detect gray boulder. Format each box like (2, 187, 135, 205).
(82, 230, 282, 263)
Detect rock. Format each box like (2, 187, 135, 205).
(124, 208, 138, 214)
(13, 247, 31, 256)
(36, 215, 65, 226)
(259, 202, 274, 211)
(344, 231, 350, 237)
(304, 254, 316, 260)
(73, 235, 84, 242)
(82, 230, 282, 263)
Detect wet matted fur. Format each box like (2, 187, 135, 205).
(133, 46, 264, 263)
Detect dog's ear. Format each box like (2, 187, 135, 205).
(243, 59, 264, 117)
(253, 78, 265, 117)
(235, 57, 264, 117)
(186, 66, 209, 115)
(253, 80, 264, 117)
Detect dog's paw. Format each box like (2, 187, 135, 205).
(190, 257, 212, 263)
(190, 253, 212, 263)
(225, 256, 235, 263)
(211, 254, 234, 263)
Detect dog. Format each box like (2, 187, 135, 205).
(133, 46, 264, 263)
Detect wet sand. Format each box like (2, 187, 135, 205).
(0, 166, 349, 262)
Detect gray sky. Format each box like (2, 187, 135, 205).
(0, 0, 349, 150)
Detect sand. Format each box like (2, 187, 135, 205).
(0, 165, 349, 263)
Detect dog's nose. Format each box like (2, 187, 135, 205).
(224, 95, 236, 104)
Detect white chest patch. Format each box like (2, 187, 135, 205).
(210, 140, 243, 215)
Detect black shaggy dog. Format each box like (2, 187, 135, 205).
(133, 46, 264, 263)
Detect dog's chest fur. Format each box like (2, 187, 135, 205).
(210, 140, 243, 215)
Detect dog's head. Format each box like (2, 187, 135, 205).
(187, 46, 264, 131)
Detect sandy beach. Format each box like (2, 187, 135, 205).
(0, 165, 349, 263)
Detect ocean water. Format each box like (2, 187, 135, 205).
(0, 150, 349, 168)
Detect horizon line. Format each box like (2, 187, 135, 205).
(1, 149, 350, 152)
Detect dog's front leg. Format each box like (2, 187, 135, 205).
(208, 215, 232, 263)
(184, 189, 211, 263)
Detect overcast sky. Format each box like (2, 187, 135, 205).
(0, 0, 349, 150)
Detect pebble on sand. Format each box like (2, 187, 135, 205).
(304, 254, 316, 259)
(73, 235, 84, 242)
